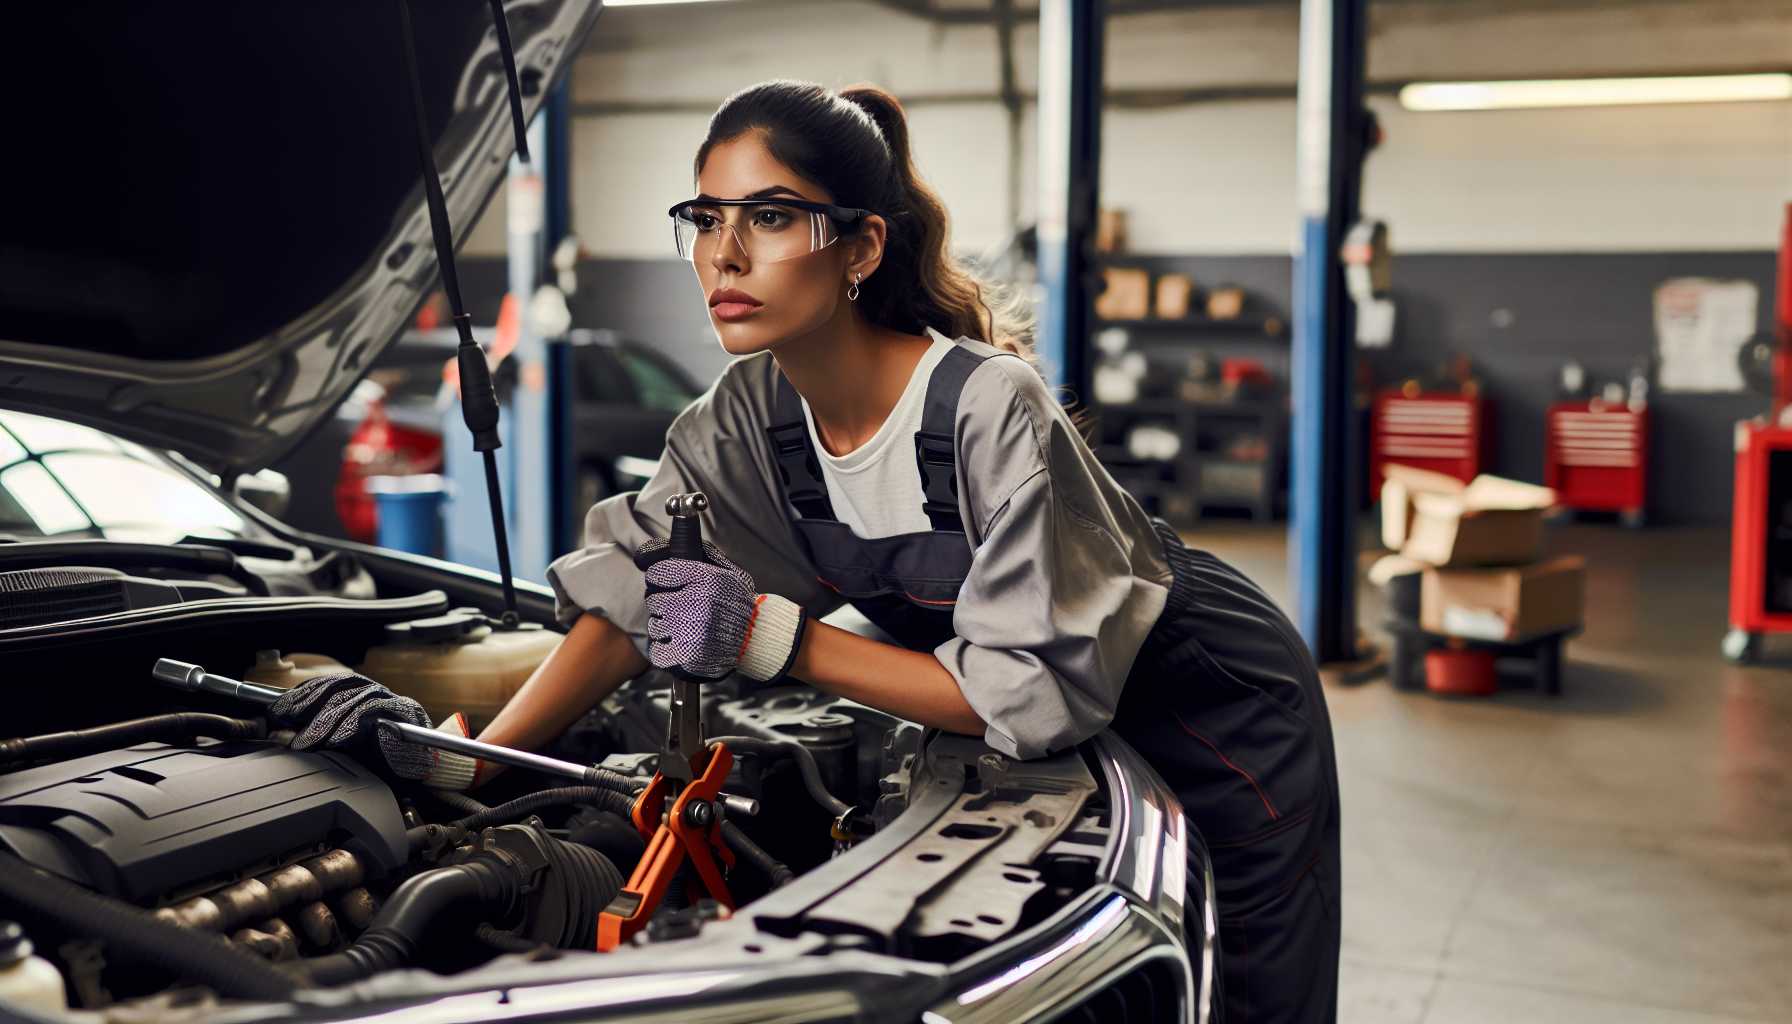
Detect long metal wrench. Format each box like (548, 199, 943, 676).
(380, 721, 758, 818)
(150, 658, 760, 818)
(153, 658, 286, 705)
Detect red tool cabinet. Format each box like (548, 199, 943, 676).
(1724, 420, 1792, 663)
(1544, 400, 1648, 526)
(1370, 391, 1490, 493)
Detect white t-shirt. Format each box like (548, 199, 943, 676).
(799, 327, 957, 539)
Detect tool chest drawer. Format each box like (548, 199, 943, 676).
(1370, 392, 1489, 492)
(1545, 400, 1648, 521)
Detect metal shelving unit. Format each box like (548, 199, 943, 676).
(1093, 397, 1284, 521)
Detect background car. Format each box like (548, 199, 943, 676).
(276, 327, 700, 550)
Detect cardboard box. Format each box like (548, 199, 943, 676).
(1095, 267, 1151, 320)
(1096, 209, 1128, 253)
(1421, 556, 1585, 641)
(1381, 465, 1555, 567)
(1154, 273, 1194, 319)
(1206, 287, 1246, 320)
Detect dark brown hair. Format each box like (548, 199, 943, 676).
(695, 80, 1034, 363)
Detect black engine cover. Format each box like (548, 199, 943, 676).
(0, 740, 406, 902)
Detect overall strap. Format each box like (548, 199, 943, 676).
(913, 344, 992, 533)
(764, 372, 837, 522)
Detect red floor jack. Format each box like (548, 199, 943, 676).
(1724, 203, 1792, 663)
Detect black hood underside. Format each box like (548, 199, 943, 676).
(0, 0, 601, 471)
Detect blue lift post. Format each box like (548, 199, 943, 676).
(1290, 0, 1370, 662)
(443, 86, 571, 579)
(506, 112, 553, 581)
(1035, 0, 1104, 395)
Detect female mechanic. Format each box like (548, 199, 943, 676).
(477, 80, 1340, 1022)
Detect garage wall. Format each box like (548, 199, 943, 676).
(458, 0, 1792, 522)
(466, 0, 1792, 258)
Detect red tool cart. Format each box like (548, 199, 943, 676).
(1724, 202, 1792, 664)
(1545, 399, 1649, 527)
(1370, 390, 1490, 494)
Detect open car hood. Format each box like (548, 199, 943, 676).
(0, 1, 601, 472)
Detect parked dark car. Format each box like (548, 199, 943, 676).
(275, 326, 700, 549)
(0, 2, 1211, 1022)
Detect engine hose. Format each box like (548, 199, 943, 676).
(451, 786, 636, 831)
(0, 852, 297, 1001)
(0, 713, 265, 765)
(722, 822, 795, 889)
(475, 923, 541, 954)
(301, 830, 623, 986)
(297, 859, 519, 988)
(707, 735, 852, 819)
(528, 834, 623, 949)
(426, 789, 490, 819)
(567, 812, 648, 869)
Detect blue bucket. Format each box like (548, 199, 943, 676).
(367, 474, 446, 557)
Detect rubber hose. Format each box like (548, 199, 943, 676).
(722, 822, 795, 889)
(567, 812, 648, 871)
(297, 859, 518, 987)
(0, 713, 266, 765)
(451, 786, 635, 831)
(475, 923, 541, 954)
(582, 766, 650, 796)
(0, 852, 297, 1001)
(707, 736, 851, 818)
(427, 789, 490, 819)
(534, 837, 623, 949)
(406, 823, 468, 858)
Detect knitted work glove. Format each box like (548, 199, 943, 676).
(268, 672, 477, 788)
(634, 539, 806, 683)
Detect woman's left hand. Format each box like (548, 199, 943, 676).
(634, 540, 807, 682)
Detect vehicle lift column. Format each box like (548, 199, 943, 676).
(1035, 0, 1104, 396)
(1290, 0, 1370, 663)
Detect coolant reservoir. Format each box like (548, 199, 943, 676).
(0, 921, 65, 1015)
(357, 609, 560, 732)
(243, 650, 352, 690)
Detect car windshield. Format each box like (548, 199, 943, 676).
(0, 412, 246, 542)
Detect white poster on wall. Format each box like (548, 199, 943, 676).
(1654, 278, 1758, 393)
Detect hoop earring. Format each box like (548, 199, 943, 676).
(847, 273, 861, 302)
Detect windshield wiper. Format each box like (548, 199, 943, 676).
(0, 540, 270, 596)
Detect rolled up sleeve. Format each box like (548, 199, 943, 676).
(932, 357, 1171, 760)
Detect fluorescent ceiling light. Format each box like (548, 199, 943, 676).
(1399, 73, 1792, 112)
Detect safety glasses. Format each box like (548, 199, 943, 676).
(668, 197, 872, 265)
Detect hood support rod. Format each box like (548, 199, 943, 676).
(394, 0, 532, 627)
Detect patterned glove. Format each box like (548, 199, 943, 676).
(268, 672, 478, 788)
(634, 539, 806, 683)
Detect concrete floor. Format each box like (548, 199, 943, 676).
(1191, 522, 1792, 1024)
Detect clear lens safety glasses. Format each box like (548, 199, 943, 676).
(669, 198, 871, 265)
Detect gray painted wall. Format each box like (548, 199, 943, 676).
(463, 250, 1779, 526)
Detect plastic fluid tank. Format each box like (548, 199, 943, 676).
(357, 610, 560, 732)
(0, 922, 65, 1014)
(243, 650, 352, 690)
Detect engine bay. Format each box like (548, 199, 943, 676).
(0, 588, 1114, 1021)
